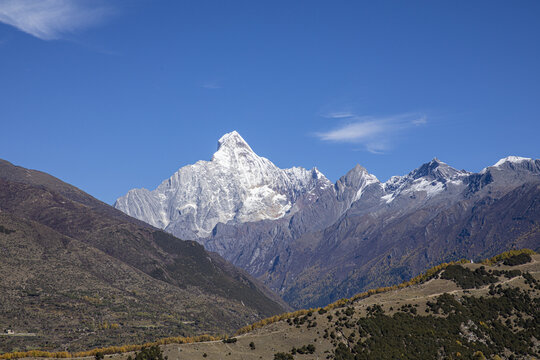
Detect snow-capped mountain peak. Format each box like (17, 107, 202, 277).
(115, 131, 330, 239)
(115, 136, 539, 249)
(493, 156, 533, 167)
(409, 158, 468, 181)
(211, 131, 262, 167)
(218, 130, 250, 149)
(479, 156, 539, 175)
(381, 158, 470, 204)
(213, 130, 255, 158)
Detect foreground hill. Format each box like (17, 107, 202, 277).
(0, 159, 287, 352)
(98, 251, 537, 360)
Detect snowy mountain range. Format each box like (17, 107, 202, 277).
(115, 131, 540, 308)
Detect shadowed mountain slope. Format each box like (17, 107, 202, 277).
(0, 159, 287, 352)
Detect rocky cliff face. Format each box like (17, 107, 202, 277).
(114, 134, 540, 308)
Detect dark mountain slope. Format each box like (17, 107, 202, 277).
(0, 159, 131, 221)
(0, 159, 287, 351)
(0, 211, 244, 350)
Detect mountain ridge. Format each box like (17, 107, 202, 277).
(115, 132, 539, 235)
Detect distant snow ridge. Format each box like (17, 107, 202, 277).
(115, 130, 539, 244)
(114, 131, 331, 239)
(381, 158, 470, 203)
(493, 156, 533, 167)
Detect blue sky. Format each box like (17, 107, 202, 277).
(1, 0, 539, 204)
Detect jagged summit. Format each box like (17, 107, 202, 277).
(380, 158, 471, 204)
(333, 164, 381, 203)
(410, 158, 468, 181)
(340, 164, 370, 182)
(115, 139, 539, 247)
(212, 131, 264, 169)
(217, 131, 251, 150)
(115, 132, 330, 239)
(338, 164, 379, 189)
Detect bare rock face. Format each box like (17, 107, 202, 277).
(115, 131, 331, 239)
(115, 135, 540, 309)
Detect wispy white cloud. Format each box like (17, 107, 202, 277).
(322, 111, 355, 119)
(317, 119, 386, 142)
(200, 81, 222, 89)
(0, 0, 113, 40)
(412, 116, 427, 126)
(316, 113, 427, 154)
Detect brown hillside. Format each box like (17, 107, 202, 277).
(0, 160, 287, 352)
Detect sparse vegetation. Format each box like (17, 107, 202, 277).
(0, 225, 15, 234)
(440, 265, 498, 289)
(291, 344, 316, 355)
(0, 168, 287, 354)
(236, 258, 477, 335)
(127, 346, 167, 360)
(503, 252, 532, 266)
(0, 335, 220, 359)
(273, 353, 293, 360)
(335, 287, 539, 359)
(481, 249, 536, 266)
